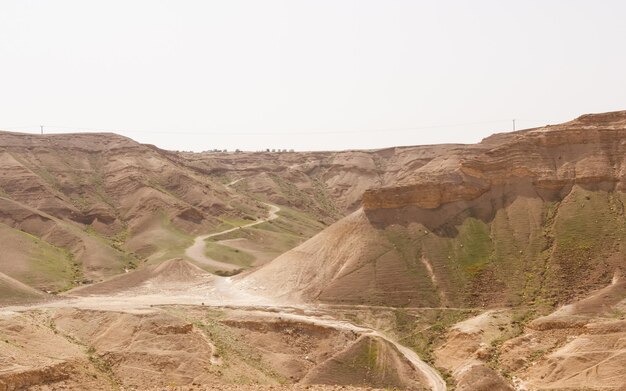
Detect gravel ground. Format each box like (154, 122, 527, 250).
(137, 385, 392, 391)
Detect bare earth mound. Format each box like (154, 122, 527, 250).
(68, 258, 213, 296)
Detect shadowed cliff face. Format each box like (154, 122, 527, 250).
(356, 112, 626, 306)
(245, 111, 626, 309)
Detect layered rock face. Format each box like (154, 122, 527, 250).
(180, 144, 459, 221)
(358, 112, 626, 306)
(364, 111, 626, 210)
(0, 132, 249, 235)
(3, 111, 626, 306)
(247, 111, 626, 308)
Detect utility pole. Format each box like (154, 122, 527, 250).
(512, 119, 516, 131)
(40, 125, 43, 135)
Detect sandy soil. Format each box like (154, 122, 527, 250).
(0, 254, 445, 390)
(212, 237, 277, 266)
(434, 310, 514, 390)
(0, 271, 46, 305)
(138, 386, 388, 391)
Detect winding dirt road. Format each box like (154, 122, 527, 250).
(1, 196, 446, 390)
(182, 199, 446, 390)
(1, 276, 446, 390)
(185, 203, 280, 271)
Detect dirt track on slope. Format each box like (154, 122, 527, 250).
(185, 203, 280, 271)
(165, 202, 447, 390)
(1, 200, 446, 390)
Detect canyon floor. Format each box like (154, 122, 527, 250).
(2, 213, 625, 391)
(0, 212, 445, 391)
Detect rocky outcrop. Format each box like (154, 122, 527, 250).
(363, 111, 626, 210)
(4, 111, 626, 306)
(0, 362, 73, 391)
(247, 111, 626, 308)
(180, 144, 461, 219)
(363, 180, 489, 209)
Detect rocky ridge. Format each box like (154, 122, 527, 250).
(244, 111, 626, 308)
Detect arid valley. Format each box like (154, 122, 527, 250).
(1, 111, 626, 390)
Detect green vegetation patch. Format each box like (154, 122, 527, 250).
(547, 188, 625, 300)
(453, 217, 494, 275)
(8, 228, 80, 292)
(203, 241, 255, 268)
(143, 212, 195, 264)
(394, 308, 475, 364)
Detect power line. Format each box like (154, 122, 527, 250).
(0, 118, 550, 137)
(0, 125, 42, 130)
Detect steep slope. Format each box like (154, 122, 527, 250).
(0, 199, 135, 291)
(0, 130, 456, 294)
(431, 276, 626, 390)
(5, 110, 626, 305)
(0, 132, 233, 233)
(237, 209, 441, 306)
(0, 271, 46, 305)
(498, 278, 626, 390)
(242, 111, 626, 308)
(301, 335, 428, 389)
(0, 131, 268, 288)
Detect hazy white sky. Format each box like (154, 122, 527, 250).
(1, 1, 625, 151)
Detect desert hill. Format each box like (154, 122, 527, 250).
(2, 111, 626, 390)
(0, 129, 456, 293)
(242, 111, 626, 309)
(179, 144, 460, 219)
(68, 258, 213, 296)
(0, 131, 270, 290)
(3, 111, 626, 306)
(0, 306, 432, 390)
